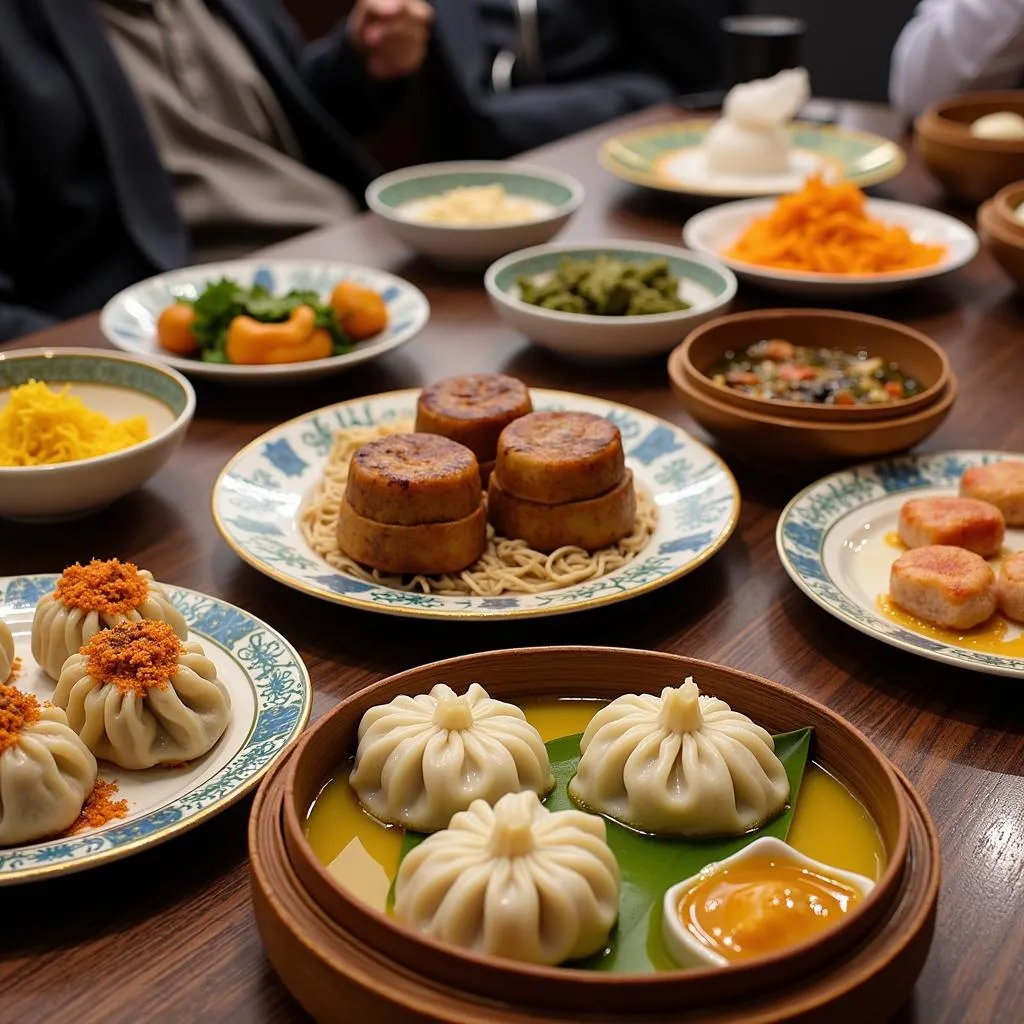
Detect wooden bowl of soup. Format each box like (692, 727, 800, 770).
(249, 646, 940, 1023)
(673, 309, 951, 424)
(916, 92, 1024, 202)
(669, 359, 957, 468)
(978, 197, 1024, 288)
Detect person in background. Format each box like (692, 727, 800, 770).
(429, 0, 727, 159)
(890, 0, 1024, 119)
(0, 0, 432, 341)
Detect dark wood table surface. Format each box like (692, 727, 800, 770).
(2, 103, 1023, 1024)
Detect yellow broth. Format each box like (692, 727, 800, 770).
(304, 698, 887, 933)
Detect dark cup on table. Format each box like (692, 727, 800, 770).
(721, 15, 806, 85)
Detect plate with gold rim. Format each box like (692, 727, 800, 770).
(777, 451, 1024, 678)
(599, 120, 906, 198)
(211, 388, 739, 620)
(0, 576, 311, 883)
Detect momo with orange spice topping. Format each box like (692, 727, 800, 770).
(32, 558, 188, 681)
(0, 617, 14, 684)
(55, 620, 231, 770)
(0, 683, 97, 846)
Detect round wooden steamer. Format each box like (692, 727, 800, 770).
(676, 308, 950, 423)
(249, 647, 939, 1020)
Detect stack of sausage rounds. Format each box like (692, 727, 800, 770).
(414, 374, 532, 485)
(488, 411, 637, 553)
(337, 433, 488, 575)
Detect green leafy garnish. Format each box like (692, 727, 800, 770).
(182, 278, 353, 363)
(394, 728, 812, 973)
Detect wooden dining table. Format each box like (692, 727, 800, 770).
(2, 101, 1022, 1024)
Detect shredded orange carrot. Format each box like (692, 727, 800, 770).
(0, 683, 41, 755)
(83, 620, 182, 697)
(55, 558, 149, 615)
(63, 779, 129, 835)
(726, 176, 946, 275)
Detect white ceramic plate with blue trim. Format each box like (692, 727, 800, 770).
(212, 388, 740, 619)
(0, 575, 312, 883)
(100, 259, 430, 384)
(683, 198, 979, 298)
(777, 451, 1024, 678)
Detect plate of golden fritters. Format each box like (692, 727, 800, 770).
(777, 451, 1024, 678)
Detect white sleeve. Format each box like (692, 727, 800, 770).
(889, 0, 1024, 119)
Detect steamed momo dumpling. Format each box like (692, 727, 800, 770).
(704, 67, 811, 175)
(0, 683, 98, 845)
(350, 682, 554, 832)
(54, 620, 231, 770)
(394, 790, 620, 965)
(0, 618, 14, 683)
(32, 559, 188, 681)
(569, 678, 789, 837)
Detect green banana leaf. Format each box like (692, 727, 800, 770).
(395, 728, 812, 973)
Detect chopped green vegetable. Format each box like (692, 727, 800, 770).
(517, 256, 691, 316)
(182, 279, 352, 363)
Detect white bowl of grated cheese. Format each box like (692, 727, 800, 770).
(366, 161, 584, 269)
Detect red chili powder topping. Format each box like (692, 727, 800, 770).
(63, 780, 129, 836)
(55, 558, 149, 615)
(83, 620, 182, 696)
(0, 683, 41, 755)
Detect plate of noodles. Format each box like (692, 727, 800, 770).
(0, 569, 311, 883)
(683, 177, 978, 297)
(211, 386, 739, 619)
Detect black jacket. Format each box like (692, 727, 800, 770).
(0, 0, 398, 340)
(430, 0, 727, 159)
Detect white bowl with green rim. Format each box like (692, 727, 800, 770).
(484, 241, 738, 364)
(366, 161, 584, 268)
(0, 347, 195, 521)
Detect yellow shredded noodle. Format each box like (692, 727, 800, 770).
(0, 380, 149, 467)
(300, 420, 658, 596)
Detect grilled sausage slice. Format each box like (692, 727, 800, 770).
(495, 411, 624, 505)
(487, 470, 636, 553)
(416, 374, 532, 461)
(337, 498, 487, 575)
(345, 434, 481, 526)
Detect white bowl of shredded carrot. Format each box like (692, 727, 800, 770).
(682, 176, 979, 297)
(0, 347, 194, 521)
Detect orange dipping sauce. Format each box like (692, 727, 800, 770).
(676, 853, 862, 962)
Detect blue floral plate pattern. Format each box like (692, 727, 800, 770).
(0, 576, 311, 883)
(777, 451, 1024, 678)
(212, 388, 740, 620)
(100, 259, 430, 384)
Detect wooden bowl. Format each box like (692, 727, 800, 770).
(675, 309, 950, 423)
(978, 199, 1024, 288)
(249, 646, 940, 1022)
(669, 357, 957, 468)
(986, 179, 1024, 240)
(916, 92, 1024, 202)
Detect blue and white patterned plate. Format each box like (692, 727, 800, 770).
(777, 451, 1024, 678)
(212, 389, 740, 619)
(100, 259, 430, 384)
(0, 576, 311, 883)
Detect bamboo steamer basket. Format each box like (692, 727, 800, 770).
(250, 647, 940, 1022)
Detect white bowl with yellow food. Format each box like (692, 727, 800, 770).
(366, 162, 584, 268)
(485, 241, 738, 364)
(0, 347, 195, 521)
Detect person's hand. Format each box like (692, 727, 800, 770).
(348, 0, 433, 82)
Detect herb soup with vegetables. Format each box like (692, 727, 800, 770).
(710, 339, 921, 406)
